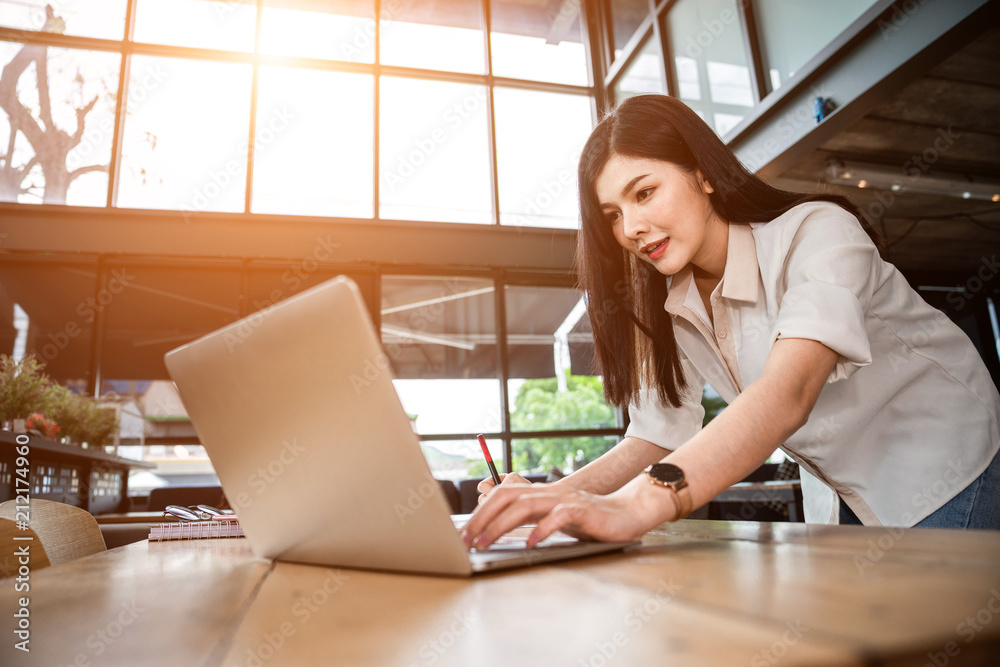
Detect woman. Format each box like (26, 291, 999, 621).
(461, 94, 1000, 549)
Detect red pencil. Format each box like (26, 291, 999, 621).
(477, 433, 502, 486)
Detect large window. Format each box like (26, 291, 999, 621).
(664, 0, 754, 135)
(753, 0, 880, 93)
(382, 275, 621, 481)
(0, 0, 594, 226)
(603, 0, 886, 137)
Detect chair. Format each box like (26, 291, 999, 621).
(437, 479, 461, 514)
(0, 519, 51, 578)
(0, 499, 106, 570)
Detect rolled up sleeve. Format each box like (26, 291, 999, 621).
(769, 208, 878, 382)
(625, 357, 705, 450)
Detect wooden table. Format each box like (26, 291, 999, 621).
(3, 520, 999, 666)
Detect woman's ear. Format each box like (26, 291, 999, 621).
(695, 169, 715, 194)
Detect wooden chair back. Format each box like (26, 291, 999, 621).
(0, 518, 51, 578)
(0, 499, 106, 568)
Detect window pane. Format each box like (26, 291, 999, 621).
(248, 271, 377, 322)
(0, 0, 127, 39)
(260, 0, 375, 63)
(423, 437, 504, 482)
(513, 436, 619, 475)
(755, 0, 879, 93)
(253, 66, 373, 218)
(613, 33, 667, 102)
(666, 0, 753, 136)
(490, 0, 588, 86)
(609, 0, 651, 60)
(381, 276, 499, 436)
(97, 380, 218, 492)
(505, 285, 616, 433)
(0, 42, 120, 205)
(379, 77, 491, 224)
(133, 0, 256, 52)
(380, 0, 485, 74)
(101, 265, 243, 380)
(494, 88, 592, 228)
(0, 262, 96, 382)
(117, 56, 252, 213)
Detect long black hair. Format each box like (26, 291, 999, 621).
(577, 94, 879, 409)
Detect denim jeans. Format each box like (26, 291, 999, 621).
(839, 447, 1000, 529)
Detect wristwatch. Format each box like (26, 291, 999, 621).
(644, 463, 693, 520)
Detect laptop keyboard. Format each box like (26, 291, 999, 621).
(451, 514, 580, 550)
(475, 533, 579, 551)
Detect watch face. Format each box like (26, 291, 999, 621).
(649, 463, 684, 484)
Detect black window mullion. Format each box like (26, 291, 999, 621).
(483, 0, 501, 226)
(373, 0, 381, 220)
(738, 0, 768, 103)
(495, 274, 513, 472)
(243, 0, 264, 215)
(106, 0, 137, 208)
(657, 3, 679, 100)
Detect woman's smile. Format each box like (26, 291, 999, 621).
(594, 155, 727, 278)
(642, 238, 669, 259)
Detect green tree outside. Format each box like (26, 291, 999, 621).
(475, 375, 727, 477)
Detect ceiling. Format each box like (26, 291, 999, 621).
(771, 24, 1000, 277)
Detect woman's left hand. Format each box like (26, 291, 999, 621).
(460, 479, 662, 549)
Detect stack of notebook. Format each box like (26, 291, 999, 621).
(148, 518, 245, 541)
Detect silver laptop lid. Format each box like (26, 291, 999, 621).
(165, 276, 473, 576)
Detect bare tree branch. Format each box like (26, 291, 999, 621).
(71, 96, 99, 143)
(0, 47, 50, 152)
(0, 6, 109, 203)
(35, 47, 54, 133)
(68, 163, 108, 181)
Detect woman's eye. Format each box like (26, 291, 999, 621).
(606, 211, 621, 225)
(636, 187, 653, 202)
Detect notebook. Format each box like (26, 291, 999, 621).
(149, 519, 245, 541)
(164, 275, 638, 576)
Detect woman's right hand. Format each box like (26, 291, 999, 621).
(477, 472, 534, 505)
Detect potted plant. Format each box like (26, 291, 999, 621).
(80, 402, 119, 449)
(46, 383, 87, 446)
(0, 354, 52, 432)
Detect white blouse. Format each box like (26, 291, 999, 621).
(624, 201, 1000, 526)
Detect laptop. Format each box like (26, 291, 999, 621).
(164, 275, 638, 576)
